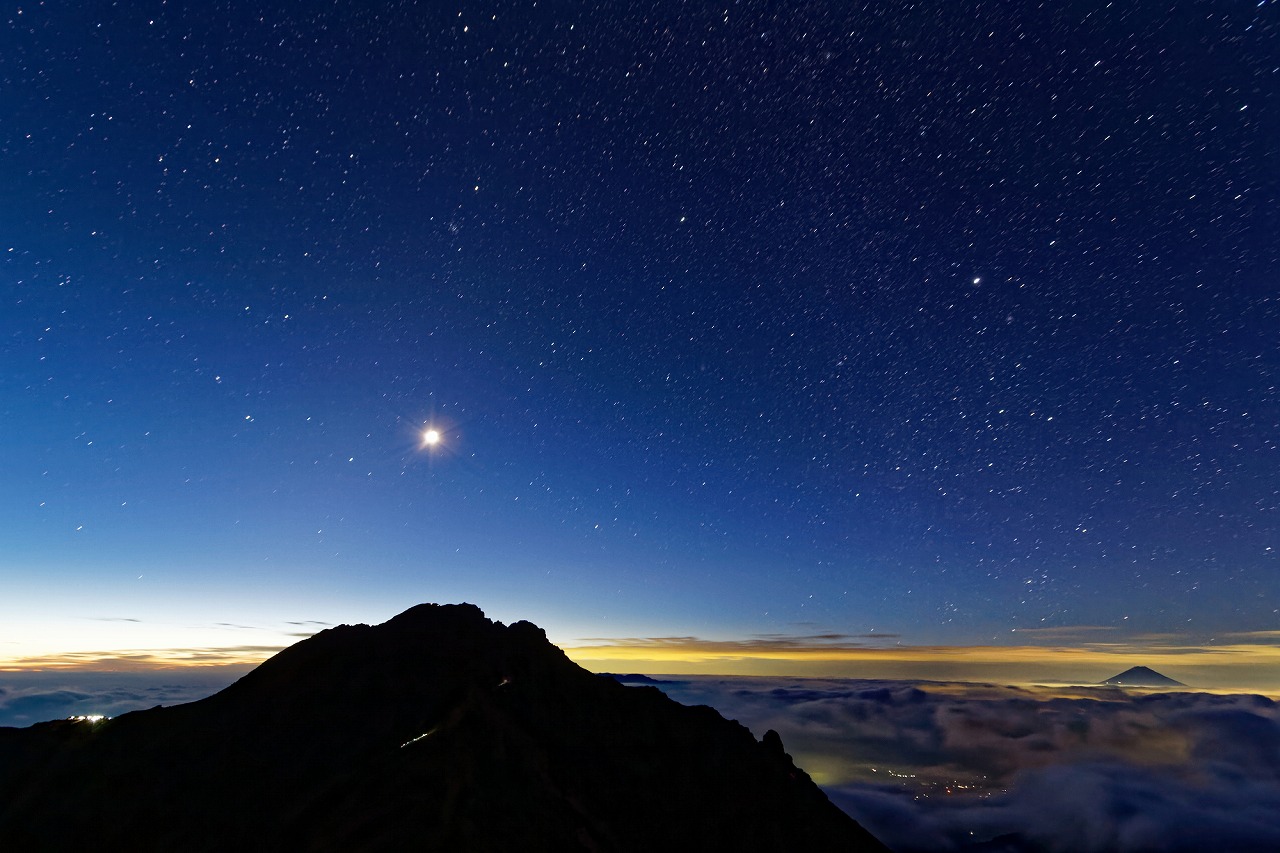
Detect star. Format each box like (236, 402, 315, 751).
(421, 428, 441, 448)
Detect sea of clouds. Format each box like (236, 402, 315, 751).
(0, 669, 248, 728)
(7, 668, 1279, 851)
(650, 676, 1280, 853)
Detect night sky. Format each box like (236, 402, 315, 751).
(3, 2, 1276, 676)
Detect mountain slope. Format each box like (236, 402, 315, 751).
(0, 604, 887, 852)
(1102, 665, 1187, 687)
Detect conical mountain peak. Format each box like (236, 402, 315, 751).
(1102, 665, 1186, 687)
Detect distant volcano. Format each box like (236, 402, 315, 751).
(1102, 665, 1186, 687)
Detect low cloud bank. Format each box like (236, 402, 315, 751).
(0, 669, 247, 728)
(7, 666, 1279, 850)
(651, 677, 1280, 852)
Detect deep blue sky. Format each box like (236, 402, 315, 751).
(3, 1, 1276, 661)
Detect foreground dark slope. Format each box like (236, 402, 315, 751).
(0, 604, 887, 852)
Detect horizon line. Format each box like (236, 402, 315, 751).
(3, 635, 1278, 692)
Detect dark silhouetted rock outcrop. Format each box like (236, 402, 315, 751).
(0, 603, 888, 852)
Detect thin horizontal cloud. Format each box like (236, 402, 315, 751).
(567, 635, 1280, 662)
(573, 633, 900, 653)
(755, 632, 903, 642)
(3, 644, 289, 670)
(565, 635, 1280, 691)
(1218, 630, 1280, 642)
(1008, 625, 1118, 640)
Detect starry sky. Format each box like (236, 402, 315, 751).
(3, 1, 1277, 680)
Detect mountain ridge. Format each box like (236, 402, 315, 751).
(0, 603, 887, 852)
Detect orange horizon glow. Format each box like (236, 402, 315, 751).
(561, 631, 1280, 692)
(3, 633, 1279, 694)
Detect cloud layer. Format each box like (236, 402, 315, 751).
(0, 669, 248, 728)
(648, 677, 1280, 852)
(7, 663, 1278, 850)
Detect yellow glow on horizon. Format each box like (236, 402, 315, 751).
(0, 614, 306, 672)
(560, 639, 1280, 694)
(0, 646, 283, 672)
(561, 640, 1280, 665)
(3, 631, 1278, 695)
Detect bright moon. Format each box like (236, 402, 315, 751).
(422, 428, 441, 447)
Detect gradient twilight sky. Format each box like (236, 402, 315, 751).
(3, 2, 1277, 678)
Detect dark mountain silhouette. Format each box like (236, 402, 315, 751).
(601, 672, 671, 685)
(1102, 665, 1186, 687)
(0, 603, 887, 852)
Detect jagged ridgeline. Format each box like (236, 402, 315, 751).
(0, 604, 887, 852)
